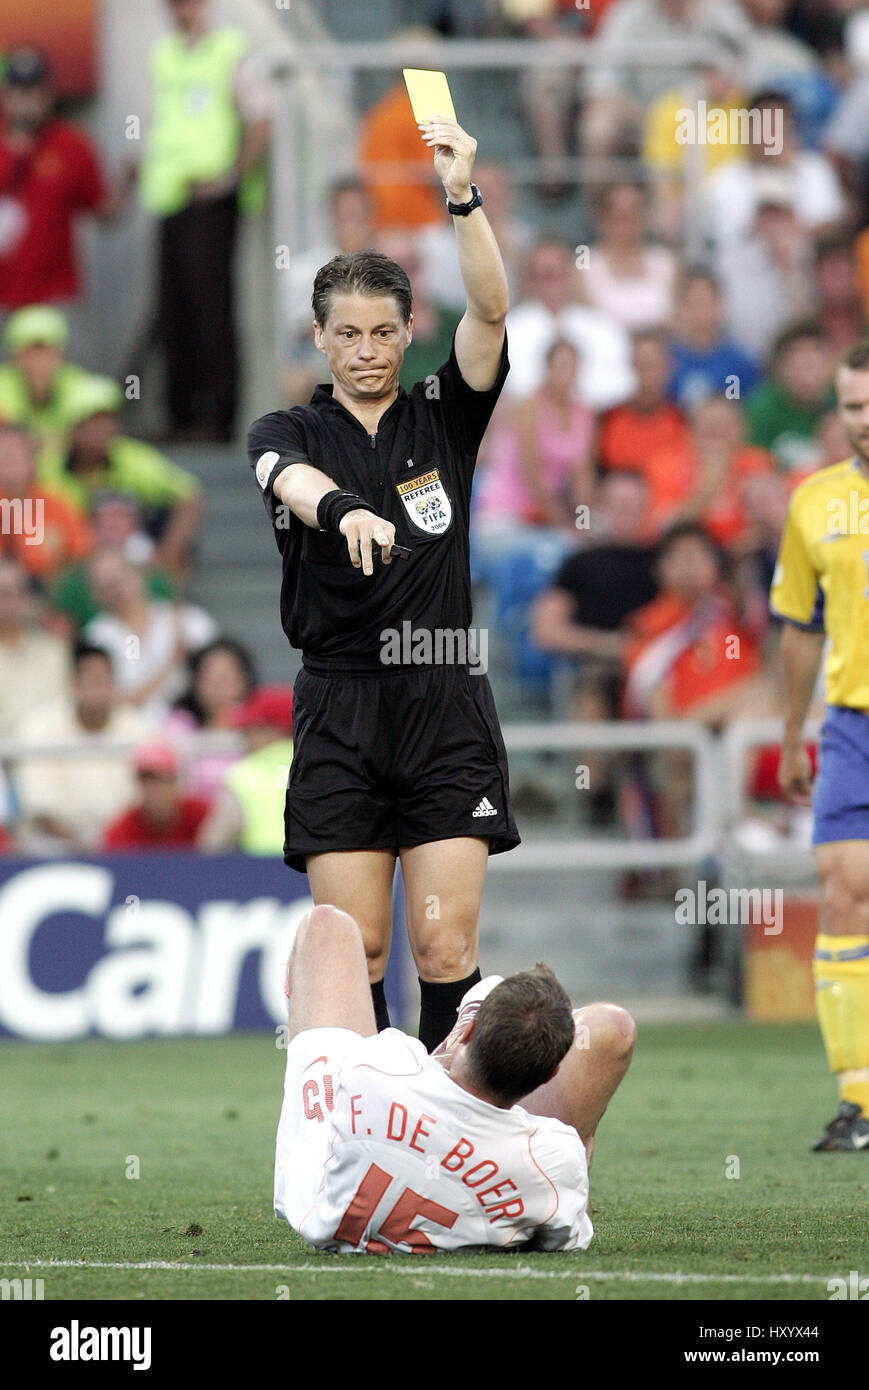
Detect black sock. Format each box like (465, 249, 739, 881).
(418, 969, 481, 1052)
(370, 978, 390, 1032)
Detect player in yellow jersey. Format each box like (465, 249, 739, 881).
(771, 340, 869, 1151)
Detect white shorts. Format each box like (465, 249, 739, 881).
(273, 1027, 362, 1231)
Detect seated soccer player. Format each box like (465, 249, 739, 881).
(275, 905, 635, 1253)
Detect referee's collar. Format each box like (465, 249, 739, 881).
(310, 382, 408, 434)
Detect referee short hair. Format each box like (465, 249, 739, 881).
(467, 964, 575, 1105)
(312, 250, 412, 328)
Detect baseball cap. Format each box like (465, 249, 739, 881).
(65, 375, 125, 427)
(4, 305, 69, 353)
(2, 47, 51, 87)
(133, 741, 180, 777)
(228, 686, 294, 734)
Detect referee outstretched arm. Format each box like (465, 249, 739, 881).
(425, 118, 510, 390)
(248, 117, 518, 1052)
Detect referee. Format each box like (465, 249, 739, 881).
(248, 118, 520, 1050)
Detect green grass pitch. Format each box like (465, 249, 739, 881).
(1, 1022, 866, 1301)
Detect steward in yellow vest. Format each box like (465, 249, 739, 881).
(140, 25, 264, 217)
(137, 2, 271, 441)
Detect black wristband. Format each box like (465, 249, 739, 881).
(316, 489, 377, 534)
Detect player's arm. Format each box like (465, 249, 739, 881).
(526, 1132, 593, 1252)
(778, 622, 825, 805)
(420, 118, 509, 391)
(770, 496, 824, 805)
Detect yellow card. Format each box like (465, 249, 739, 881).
(402, 68, 457, 125)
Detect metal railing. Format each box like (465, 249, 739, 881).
(0, 714, 750, 871)
(490, 719, 720, 870)
(0, 715, 817, 875)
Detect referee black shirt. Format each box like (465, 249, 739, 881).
(248, 330, 509, 673)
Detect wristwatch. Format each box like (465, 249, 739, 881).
(446, 183, 483, 216)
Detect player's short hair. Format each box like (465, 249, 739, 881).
(467, 965, 575, 1106)
(312, 250, 412, 328)
(837, 339, 869, 376)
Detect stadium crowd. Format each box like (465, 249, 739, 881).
(2, 0, 866, 854)
(0, 1, 286, 858)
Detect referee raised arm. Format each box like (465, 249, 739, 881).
(247, 117, 519, 1050)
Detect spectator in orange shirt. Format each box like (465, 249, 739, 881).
(622, 520, 776, 839)
(643, 395, 774, 546)
(0, 422, 92, 581)
(358, 76, 444, 231)
(597, 328, 689, 476)
(623, 521, 770, 725)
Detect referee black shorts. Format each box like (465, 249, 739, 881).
(284, 663, 521, 872)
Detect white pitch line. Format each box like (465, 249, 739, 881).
(0, 1259, 834, 1285)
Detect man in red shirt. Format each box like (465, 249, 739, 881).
(0, 48, 121, 309)
(102, 742, 211, 849)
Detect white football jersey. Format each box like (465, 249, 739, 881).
(276, 1027, 593, 1253)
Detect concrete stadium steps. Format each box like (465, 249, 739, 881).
(478, 869, 692, 1000)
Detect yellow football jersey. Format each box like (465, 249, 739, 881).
(771, 458, 869, 708)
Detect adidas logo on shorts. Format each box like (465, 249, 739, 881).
(472, 796, 498, 818)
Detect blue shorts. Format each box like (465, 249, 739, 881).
(813, 705, 869, 844)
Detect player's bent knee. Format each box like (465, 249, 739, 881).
(576, 1003, 636, 1059)
(298, 904, 365, 952)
